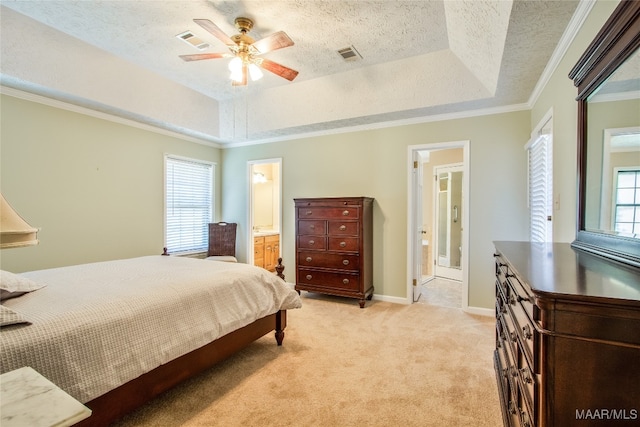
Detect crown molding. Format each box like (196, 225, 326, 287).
(527, 0, 596, 108)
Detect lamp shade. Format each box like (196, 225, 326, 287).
(0, 193, 39, 249)
(248, 63, 263, 81)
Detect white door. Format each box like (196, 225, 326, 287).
(411, 151, 423, 302)
(434, 165, 463, 282)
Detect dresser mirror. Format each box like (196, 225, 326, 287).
(569, 0, 640, 266)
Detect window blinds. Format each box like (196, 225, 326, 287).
(527, 134, 553, 242)
(165, 156, 213, 253)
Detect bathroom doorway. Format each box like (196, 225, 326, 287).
(247, 159, 282, 269)
(407, 142, 469, 308)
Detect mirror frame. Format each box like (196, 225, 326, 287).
(569, 0, 640, 267)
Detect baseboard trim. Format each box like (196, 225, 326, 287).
(372, 294, 494, 315)
(372, 294, 410, 305)
(463, 306, 494, 317)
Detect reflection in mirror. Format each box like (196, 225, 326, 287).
(585, 49, 640, 239)
(436, 170, 462, 271)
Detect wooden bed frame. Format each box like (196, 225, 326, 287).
(75, 256, 289, 426)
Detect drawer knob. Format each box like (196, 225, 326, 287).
(309, 224, 315, 229)
(343, 259, 349, 265)
(306, 274, 312, 280)
(510, 331, 517, 342)
(520, 368, 533, 384)
(522, 324, 533, 340)
(517, 294, 531, 303)
(342, 210, 349, 216)
(309, 240, 315, 245)
(339, 225, 347, 231)
(306, 257, 312, 262)
(343, 278, 350, 285)
(305, 210, 312, 215)
(339, 241, 346, 248)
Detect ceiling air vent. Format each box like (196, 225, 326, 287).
(337, 45, 362, 61)
(176, 31, 209, 51)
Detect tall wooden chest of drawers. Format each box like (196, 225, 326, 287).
(295, 197, 374, 308)
(493, 241, 640, 427)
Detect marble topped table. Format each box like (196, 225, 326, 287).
(0, 366, 91, 427)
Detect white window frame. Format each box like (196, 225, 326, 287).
(600, 127, 640, 231)
(612, 167, 640, 236)
(525, 112, 553, 243)
(164, 154, 215, 255)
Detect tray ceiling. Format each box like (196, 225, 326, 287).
(0, 1, 582, 146)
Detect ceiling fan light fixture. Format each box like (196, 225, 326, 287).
(228, 57, 244, 82)
(228, 57, 242, 73)
(248, 63, 263, 81)
(182, 17, 298, 85)
(230, 70, 244, 83)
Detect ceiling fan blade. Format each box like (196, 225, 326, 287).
(179, 52, 229, 62)
(193, 19, 235, 46)
(232, 64, 248, 86)
(251, 31, 294, 54)
(257, 58, 299, 81)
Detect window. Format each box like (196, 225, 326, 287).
(526, 115, 553, 243)
(165, 155, 214, 254)
(613, 169, 640, 235)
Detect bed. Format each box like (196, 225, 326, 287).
(0, 255, 301, 426)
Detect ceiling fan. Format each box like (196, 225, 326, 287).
(179, 17, 299, 86)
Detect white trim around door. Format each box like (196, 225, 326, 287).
(407, 141, 470, 309)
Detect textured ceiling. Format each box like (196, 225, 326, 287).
(0, 0, 583, 146)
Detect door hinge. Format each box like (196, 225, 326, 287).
(413, 161, 418, 169)
(547, 215, 552, 221)
(412, 278, 417, 286)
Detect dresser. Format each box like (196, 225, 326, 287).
(493, 241, 640, 427)
(295, 197, 374, 308)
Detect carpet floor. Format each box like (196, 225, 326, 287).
(114, 293, 501, 427)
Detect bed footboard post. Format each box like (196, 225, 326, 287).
(275, 257, 285, 280)
(275, 310, 286, 346)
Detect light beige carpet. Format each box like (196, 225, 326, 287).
(114, 294, 501, 427)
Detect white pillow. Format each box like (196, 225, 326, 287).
(0, 305, 31, 326)
(0, 270, 46, 301)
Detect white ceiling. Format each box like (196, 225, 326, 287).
(0, 0, 584, 147)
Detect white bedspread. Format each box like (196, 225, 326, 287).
(0, 256, 301, 402)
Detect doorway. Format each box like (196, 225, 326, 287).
(407, 142, 469, 308)
(247, 159, 282, 268)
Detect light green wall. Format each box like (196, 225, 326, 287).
(0, 0, 619, 309)
(585, 99, 640, 230)
(531, 0, 620, 243)
(222, 111, 530, 307)
(0, 94, 221, 272)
